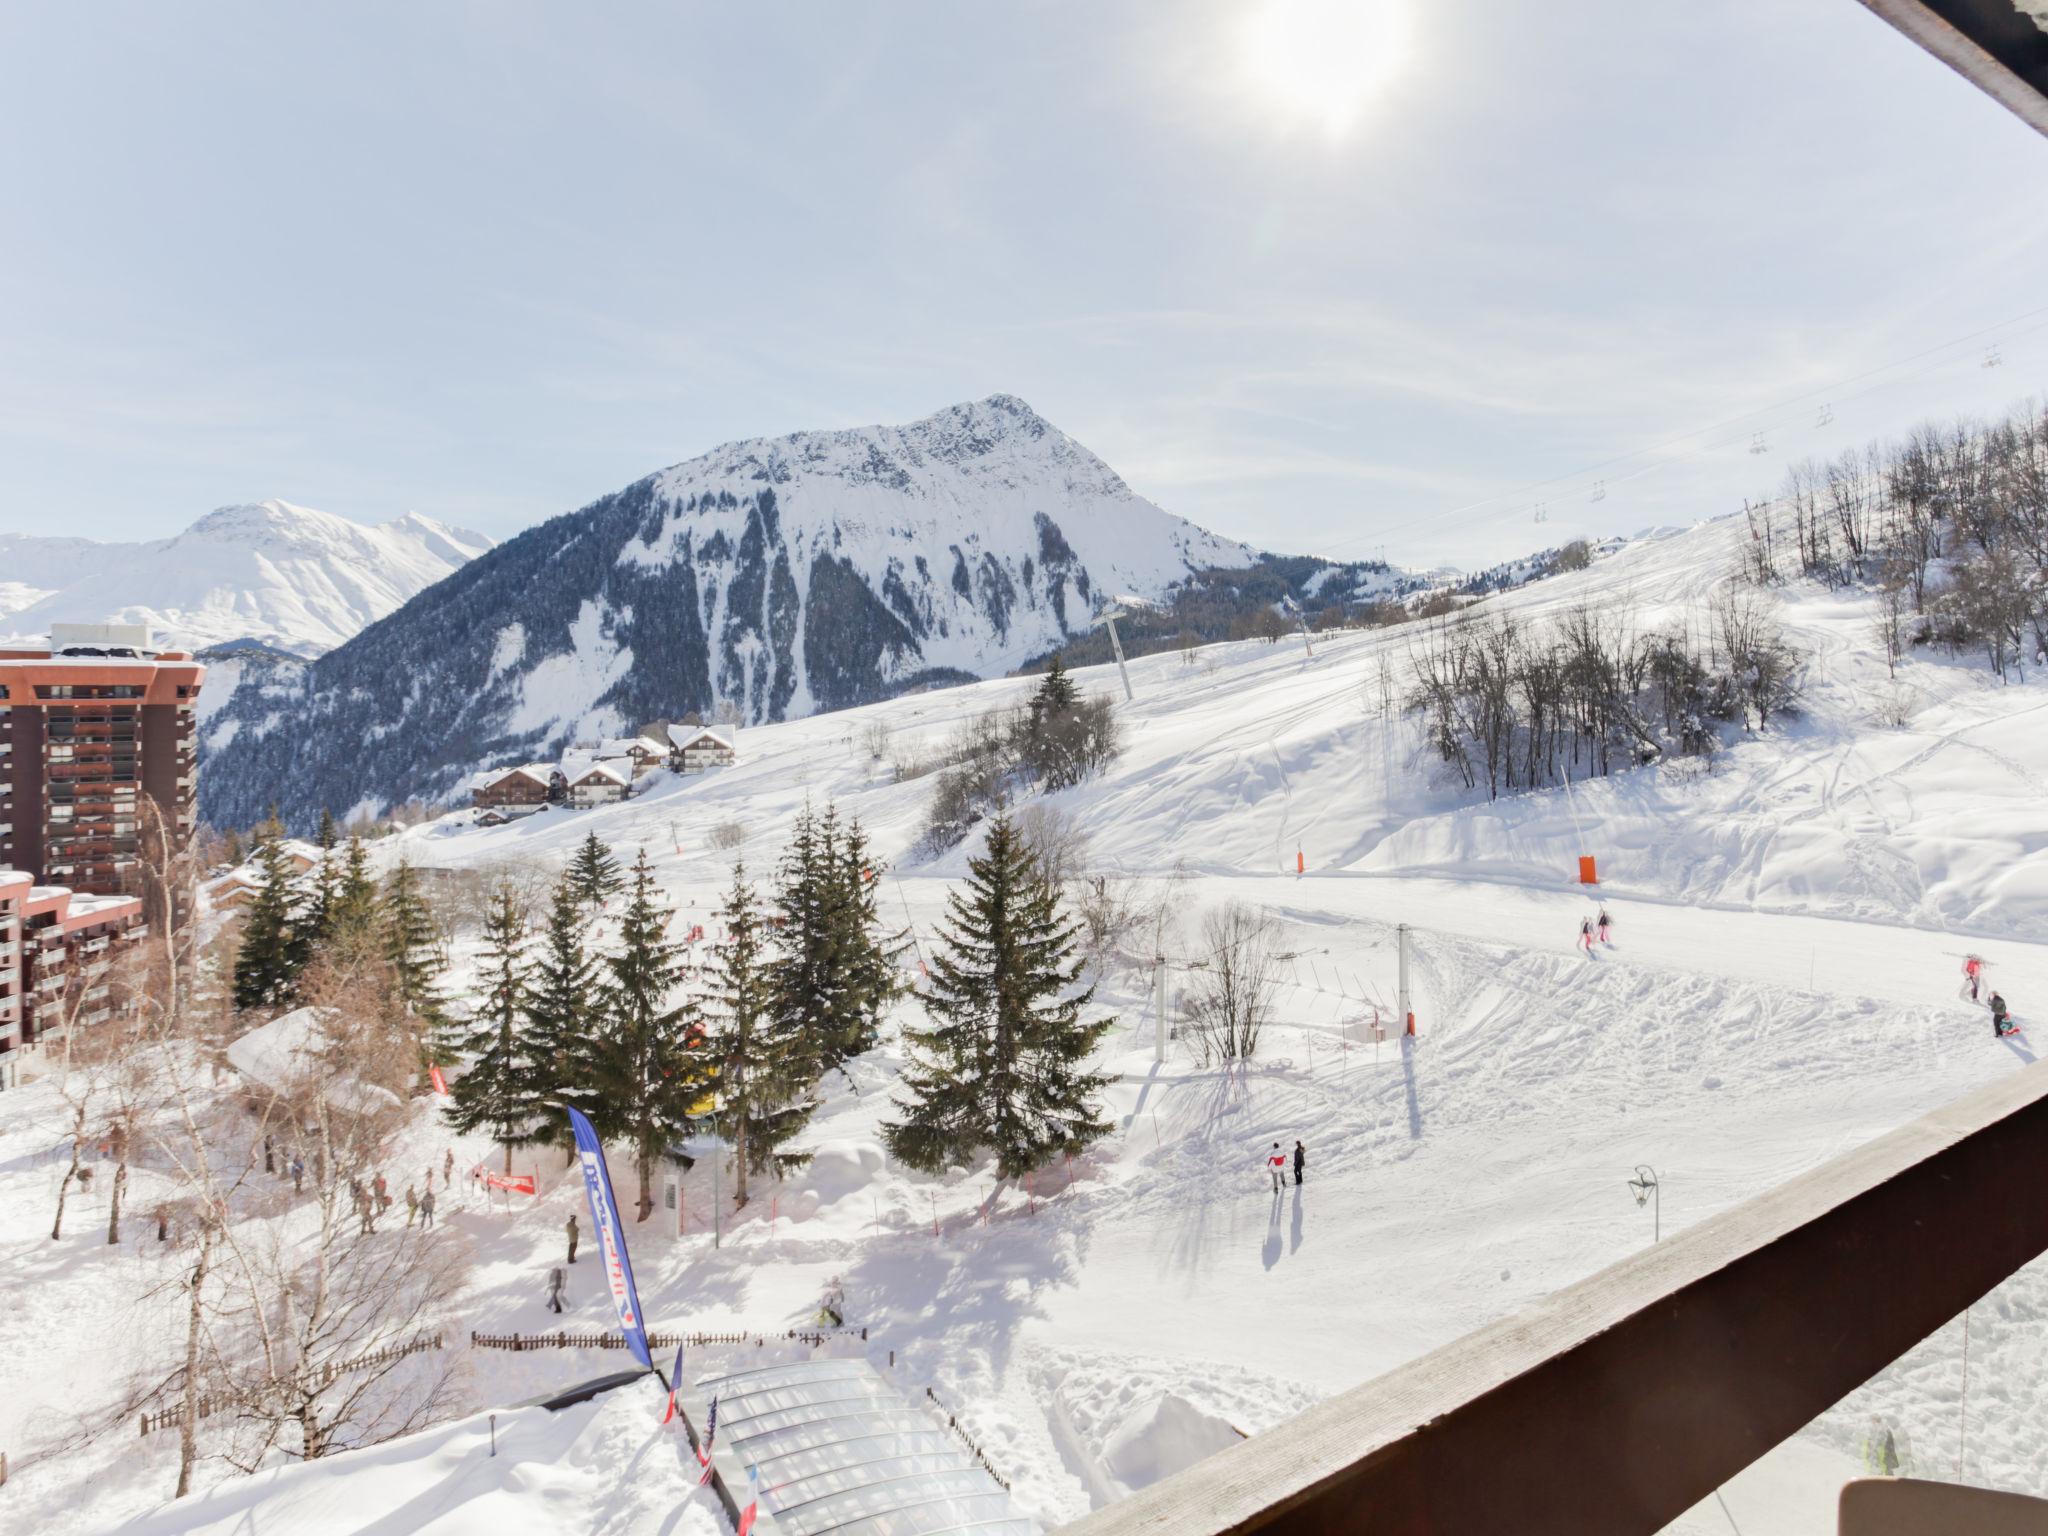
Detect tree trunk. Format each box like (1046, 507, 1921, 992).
(175, 1226, 212, 1498)
(636, 1150, 652, 1221)
(107, 1155, 127, 1245)
(735, 1119, 749, 1209)
(51, 1145, 79, 1241)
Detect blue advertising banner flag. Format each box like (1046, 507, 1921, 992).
(565, 1105, 653, 1370)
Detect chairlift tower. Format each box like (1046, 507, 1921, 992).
(1092, 602, 1136, 703)
(1628, 1164, 1660, 1243)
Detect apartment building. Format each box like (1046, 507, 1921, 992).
(0, 623, 205, 895)
(0, 867, 145, 1072)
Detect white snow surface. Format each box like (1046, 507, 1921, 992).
(0, 500, 491, 657)
(5, 511, 2047, 1533)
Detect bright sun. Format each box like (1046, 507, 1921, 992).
(1240, 0, 1411, 136)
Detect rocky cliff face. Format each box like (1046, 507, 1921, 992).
(199, 396, 1259, 828)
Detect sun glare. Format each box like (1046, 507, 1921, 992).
(1241, 0, 1411, 137)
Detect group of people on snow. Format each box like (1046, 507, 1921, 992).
(1265, 1141, 1305, 1192)
(1578, 908, 1614, 954)
(1965, 956, 2018, 1038)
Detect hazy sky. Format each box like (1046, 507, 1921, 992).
(3, 0, 2046, 566)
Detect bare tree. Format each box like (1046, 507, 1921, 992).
(1180, 903, 1278, 1065)
(1012, 801, 1090, 890)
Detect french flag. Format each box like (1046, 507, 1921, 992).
(737, 1464, 760, 1536)
(697, 1396, 719, 1484)
(662, 1341, 685, 1425)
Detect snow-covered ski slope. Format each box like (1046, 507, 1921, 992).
(5, 509, 2046, 1534)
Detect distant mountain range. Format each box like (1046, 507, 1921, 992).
(0, 500, 492, 657)
(198, 396, 1444, 829)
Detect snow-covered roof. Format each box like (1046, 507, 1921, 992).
(666, 722, 735, 751)
(565, 758, 632, 787)
(225, 1006, 402, 1117)
(475, 762, 555, 790)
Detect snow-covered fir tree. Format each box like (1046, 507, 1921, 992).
(380, 858, 450, 1048)
(704, 860, 815, 1207)
(231, 831, 309, 1011)
(303, 839, 343, 949)
(566, 832, 625, 912)
(883, 814, 1115, 1180)
(833, 815, 902, 1062)
(585, 850, 711, 1218)
(327, 836, 381, 948)
(766, 802, 837, 1073)
(522, 869, 603, 1151)
(444, 884, 540, 1172)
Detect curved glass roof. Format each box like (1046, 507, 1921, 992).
(696, 1358, 1036, 1536)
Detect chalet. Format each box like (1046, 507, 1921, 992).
(562, 758, 633, 808)
(595, 735, 671, 779)
(470, 763, 557, 812)
(667, 723, 737, 774)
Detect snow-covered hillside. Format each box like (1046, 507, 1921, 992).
(5, 511, 2045, 1534)
(0, 500, 492, 657)
(195, 396, 1274, 831)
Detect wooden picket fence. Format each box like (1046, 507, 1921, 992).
(470, 1326, 866, 1352)
(138, 1332, 444, 1436)
(923, 1385, 1013, 1492)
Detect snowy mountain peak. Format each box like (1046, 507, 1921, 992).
(0, 501, 493, 657)
(200, 398, 1260, 827)
(653, 394, 1133, 508)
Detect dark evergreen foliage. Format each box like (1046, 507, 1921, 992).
(444, 885, 546, 1165)
(521, 871, 604, 1148)
(704, 861, 815, 1206)
(231, 832, 310, 1012)
(565, 832, 624, 912)
(883, 815, 1114, 1180)
(584, 851, 711, 1219)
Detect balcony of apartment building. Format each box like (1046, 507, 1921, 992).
(1065, 1065, 2048, 1536)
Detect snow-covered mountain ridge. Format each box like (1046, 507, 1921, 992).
(197, 397, 1285, 828)
(0, 499, 493, 657)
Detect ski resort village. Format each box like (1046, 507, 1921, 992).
(5, 4, 2048, 1535)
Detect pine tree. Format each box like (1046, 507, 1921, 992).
(523, 870, 603, 1151)
(381, 859, 451, 1047)
(831, 815, 901, 1063)
(316, 807, 339, 851)
(303, 841, 343, 949)
(766, 803, 839, 1076)
(566, 832, 624, 913)
(327, 837, 381, 945)
(1032, 654, 1079, 723)
(222, 828, 245, 868)
(883, 815, 1114, 1181)
(585, 851, 709, 1219)
(704, 860, 814, 1207)
(231, 832, 309, 1011)
(445, 885, 539, 1172)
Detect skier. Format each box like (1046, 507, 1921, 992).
(290, 1155, 305, 1194)
(546, 1266, 567, 1315)
(420, 1188, 437, 1228)
(1292, 1140, 1306, 1187)
(1578, 918, 1595, 955)
(566, 1213, 580, 1264)
(1964, 955, 1982, 1001)
(443, 1148, 455, 1186)
(1990, 991, 2015, 1038)
(405, 1184, 419, 1227)
(1265, 1143, 1287, 1193)
(374, 1171, 390, 1211)
(1597, 908, 1613, 946)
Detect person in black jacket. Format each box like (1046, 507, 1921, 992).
(1990, 992, 2014, 1037)
(1292, 1141, 1306, 1186)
